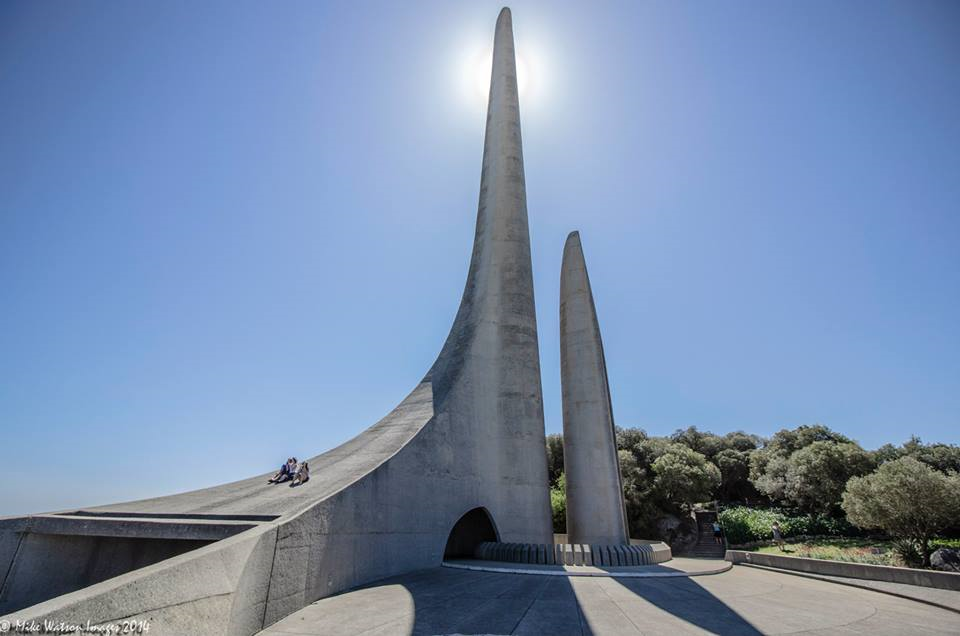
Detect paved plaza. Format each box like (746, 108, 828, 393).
(257, 562, 960, 636)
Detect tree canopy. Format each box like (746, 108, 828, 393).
(545, 423, 960, 547)
(651, 444, 722, 506)
(842, 457, 960, 566)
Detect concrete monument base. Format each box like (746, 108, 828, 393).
(474, 541, 672, 566)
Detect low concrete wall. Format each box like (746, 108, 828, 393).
(475, 541, 671, 566)
(0, 531, 212, 614)
(726, 550, 960, 591)
(554, 535, 665, 548)
(0, 524, 278, 636)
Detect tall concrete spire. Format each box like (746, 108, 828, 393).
(560, 231, 630, 545)
(0, 9, 554, 632)
(428, 6, 552, 543)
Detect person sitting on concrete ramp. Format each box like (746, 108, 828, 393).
(268, 457, 297, 484)
(291, 461, 310, 487)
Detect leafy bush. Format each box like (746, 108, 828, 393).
(651, 444, 721, 506)
(842, 457, 960, 566)
(891, 539, 922, 568)
(750, 436, 874, 514)
(719, 506, 858, 545)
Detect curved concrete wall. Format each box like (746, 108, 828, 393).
(474, 541, 672, 567)
(1, 8, 551, 635)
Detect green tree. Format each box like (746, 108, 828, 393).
(872, 443, 903, 465)
(722, 431, 762, 453)
(784, 441, 874, 514)
(749, 425, 867, 511)
(619, 447, 675, 539)
(550, 473, 566, 533)
(765, 424, 851, 457)
(670, 426, 724, 460)
(615, 428, 667, 537)
(616, 427, 649, 458)
(750, 451, 790, 503)
(715, 448, 758, 502)
(842, 457, 960, 567)
(651, 444, 721, 507)
(545, 433, 565, 487)
(901, 437, 960, 474)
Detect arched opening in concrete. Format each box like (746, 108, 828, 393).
(443, 507, 498, 559)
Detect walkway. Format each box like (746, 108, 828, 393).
(738, 563, 960, 613)
(256, 561, 960, 635)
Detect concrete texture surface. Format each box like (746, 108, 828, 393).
(727, 550, 960, 591)
(443, 556, 730, 577)
(738, 563, 960, 614)
(254, 564, 960, 636)
(474, 541, 671, 566)
(0, 531, 211, 614)
(559, 231, 629, 546)
(2, 513, 260, 540)
(1, 8, 552, 634)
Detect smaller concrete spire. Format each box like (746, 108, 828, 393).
(560, 231, 629, 546)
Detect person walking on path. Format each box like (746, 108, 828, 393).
(713, 521, 723, 545)
(772, 521, 785, 550)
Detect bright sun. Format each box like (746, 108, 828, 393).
(462, 45, 532, 109)
(472, 51, 530, 100)
(456, 26, 549, 115)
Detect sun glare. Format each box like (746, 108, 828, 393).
(471, 51, 530, 100)
(461, 40, 538, 112)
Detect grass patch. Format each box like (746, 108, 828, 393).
(746, 536, 960, 568)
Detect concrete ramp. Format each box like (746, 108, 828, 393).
(0, 8, 552, 635)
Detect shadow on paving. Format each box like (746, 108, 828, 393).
(354, 566, 763, 636)
(597, 575, 764, 635)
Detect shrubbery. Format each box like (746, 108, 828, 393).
(545, 424, 960, 546)
(842, 457, 960, 566)
(719, 506, 858, 545)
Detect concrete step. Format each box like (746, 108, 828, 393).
(686, 545, 726, 557)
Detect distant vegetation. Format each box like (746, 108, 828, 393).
(546, 424, 960, 563)
(746, 536, 960, 568)
(718, 507, 857, 546)
(842, 457, 960, 566)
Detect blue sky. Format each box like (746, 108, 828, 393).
(1, 0, 958, 516)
